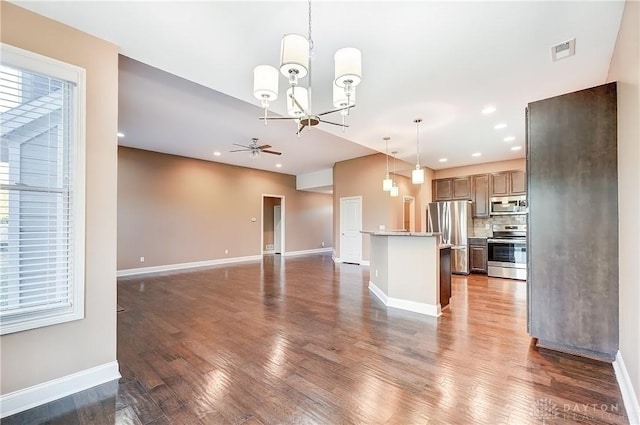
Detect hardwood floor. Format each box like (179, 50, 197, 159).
(3, 254, 629, 424)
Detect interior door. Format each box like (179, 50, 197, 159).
(274, 205, 282, 254)
(339, 197, 362, 264)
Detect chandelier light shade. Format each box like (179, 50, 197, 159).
(286, 86, 309, 117)
(253, 65, 279, 105)
(279, 34, 309, 79)
(382, 137, 392, 191)
(412, 118, 425, 184)
(334, 48, 362, 88)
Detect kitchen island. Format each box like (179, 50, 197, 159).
(362, 231, 450, 317)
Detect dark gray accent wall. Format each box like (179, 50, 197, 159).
(527, 82, 618, 361)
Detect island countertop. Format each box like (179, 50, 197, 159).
(361, 231, 441, 237)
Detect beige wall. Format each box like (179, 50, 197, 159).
(333, 153, 429, 261)
(434, 158, 525, 179)
(117, 147, 332, 270)
(608, 0, 640, 415)
(0, 3, 119, 394)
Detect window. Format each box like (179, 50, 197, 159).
(0, 44, 86, 335)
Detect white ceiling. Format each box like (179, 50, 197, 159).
(13, 1, 625, 175)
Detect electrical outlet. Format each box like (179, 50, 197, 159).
(485, 224, 490, 229)
(139, 256, 145, 263)
(224, 249, 229, 255)
(375, 269, 379, 277)
(266, 244, 274, 250)
(321, 241, 325, 247)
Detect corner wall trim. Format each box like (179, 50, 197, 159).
(0, 361, 120, 419)
(613, 351, 640, 425)
(283, 247, 332, 257)
(117, 255, 262, 277)
(369, 281, 441, 317)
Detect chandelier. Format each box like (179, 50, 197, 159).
(252, 0, 362, 136)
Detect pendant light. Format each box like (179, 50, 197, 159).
(382, 137, 392, 191)
(412, 118, 425, 184)
(390, 151, 399, 197)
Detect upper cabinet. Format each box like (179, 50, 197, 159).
(434, 171, 523, 218)
(471, 174, 489, 218)
(489, 170, 526, 197)
(433, 176, 471, 201)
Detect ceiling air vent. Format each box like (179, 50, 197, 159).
(551, 38, 576, 61)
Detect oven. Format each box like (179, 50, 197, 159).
(487, 225, 527, 280)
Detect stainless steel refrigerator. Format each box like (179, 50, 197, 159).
(427, 201, 472, 274)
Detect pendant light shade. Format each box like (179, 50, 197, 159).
(286, 86, 309, 117)
(412, 168, 425, 184)
(280, 34, 309, 79)
(412, 118, 424, 184)
(382, 136, 392, 191)
(334, 48, 362, 88)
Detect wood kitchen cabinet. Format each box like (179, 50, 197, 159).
(468, 237, 488, 273)
(490, 170, 526, 196)
(433, 177, 471, 201)
(527, 82, 617, 361)
(471, 174, 489, 218)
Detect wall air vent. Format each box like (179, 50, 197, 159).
(551, 38, 576, 61)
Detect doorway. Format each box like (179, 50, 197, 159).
(403, 195, 415, 232)
(339, 196, 362, 264)
(262, 195, 284, 255)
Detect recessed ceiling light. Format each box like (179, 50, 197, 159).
(482, 106, 496, 114)
(438, 158, 448, 163)
(472, 152, 482, 157)
(117, 132, 125, 138)
(275, 163, 283, 168)
(494, 123, 507, 129)
(213, 151, 221, 156)
(511, 146, 522, 151)
(504, 136, 516, 142)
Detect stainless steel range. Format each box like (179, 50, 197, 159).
(487, 224, 527, 280)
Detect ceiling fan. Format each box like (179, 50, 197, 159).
(230, 138, 282, 158)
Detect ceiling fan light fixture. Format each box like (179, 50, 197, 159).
(250, 150, 260, 159)
(279, 33, 309, 80)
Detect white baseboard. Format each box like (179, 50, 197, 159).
(360, 260, 370, 266)
(331, 256, 369, 266)
(614, 351, 640, 425)
(283, 247, 332, 257)
(369, 281, 441, 317)
(117, 255, 262, 277)
(0, 361, 120, 419)
(263, 250, 275, 255)
(333, 256, 342, 263)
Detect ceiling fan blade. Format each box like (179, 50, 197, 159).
(257, 144, 272, 150)
(262, 150, 282, 156)
(318, 119, 349, 128)
(258, 116, 296, 121)
(233, 143, 252, 149)
(229, 149, 251, 152)
(316, 104, 356, 117)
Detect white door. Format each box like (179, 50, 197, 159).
(340, 196, 362, 264)
(274, 205, 282, 254)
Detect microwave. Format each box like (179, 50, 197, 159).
(489, 195, 527, 215)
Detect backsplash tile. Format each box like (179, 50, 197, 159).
(473, 215, 526, 237)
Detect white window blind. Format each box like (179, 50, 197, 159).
(0, 44, 86, 335)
